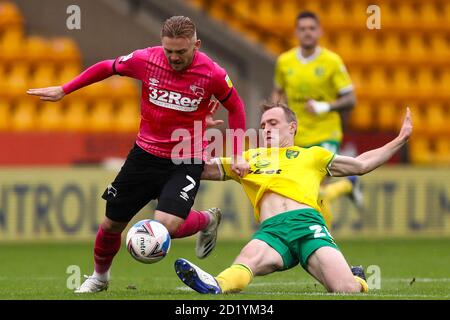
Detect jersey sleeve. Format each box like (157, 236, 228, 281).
(331, 56, 353, 95)
(218, 151, 249, 182)
(273, 56, 285, 89)
(311, 146, 336, 176)
(113, 48, 147, 80)
(211, 63, 234, 102)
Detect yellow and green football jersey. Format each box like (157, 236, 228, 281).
(220, 146, 335, 222)
(274, 47, 353, 146)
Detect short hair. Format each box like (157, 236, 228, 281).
(296, 11, 320, 25)
(261, 102, 297, 124)
(161, 16, 197, 39)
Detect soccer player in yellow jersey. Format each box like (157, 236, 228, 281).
(174, 103, 413, 294)
(271, 11, 360, 227)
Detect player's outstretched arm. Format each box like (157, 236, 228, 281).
(27, 59, 116, 101)
(329, 108, 413, 177)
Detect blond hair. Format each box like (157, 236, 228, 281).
(161, 16, 197, 39)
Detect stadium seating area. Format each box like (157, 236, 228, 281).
(0, 1, 140, 133)
(188, 0, 450, 165)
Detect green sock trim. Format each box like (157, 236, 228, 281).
(233, 263, 254, 279)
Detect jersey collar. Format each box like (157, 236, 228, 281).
(296, 46, 321, 64)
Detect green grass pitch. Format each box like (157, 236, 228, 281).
(0, 238, 449, 300)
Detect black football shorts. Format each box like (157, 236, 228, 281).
(102, 143, 204, 222)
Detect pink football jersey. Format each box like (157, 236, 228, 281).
(114, 47, 234, 160)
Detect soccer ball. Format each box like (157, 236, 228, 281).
(126, 219, 171, 264)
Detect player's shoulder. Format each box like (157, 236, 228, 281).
(195, 50, 218, 68)
(120, 47, 152, 61)
(319, 47, 344, 64)
(308, 145, 334, 157)
(277, 47, 298, 65)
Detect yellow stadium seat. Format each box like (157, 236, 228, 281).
(5, 62, 29, 98)
(377, 2, 396, 27)
(208, 0, 231, 22)
(253, 1, 278, 31)
(50, 37, 81, 64)
(26, 36, 50, 65)
(406, 34, 426, 60)
(279, 0, 299, 27)
(406, 106, 425, 133)
(409, 137, 433, 164)
(334, 33, 355, 60)
(424, 102, 446, 135)
(358, 35, 379, 60)
(347, 66, 366, 93)
(0, 27, 24, 62)
(382, 34, 404, 61)
(82, 81, 109, 101)
(11, 99, 37, 131)
(264, 37, 284, 55)
(435, 138, 450, 164)
(114, 101, 140, 132)
(0, 1, 23, 28)
(105, 77, 139, 100)
(37, 102, 64, 131)
(88, 100, 115, 132)
(419, 2, 439, 25)
(349, 100, 373, 130)
(416, 68, 435, 93)
(0, 100, 11, 130)
(349, 1, 371, 26)
(233, 0, 252, 22)
(436, 136, 450, 155)
(367, 67, 389, 93)
(443, 2, 450, 26)
(58, 64, 81, 84)
(324, 2, 348, 26)
(430, 34, 450, 59)
(64, 99, 89, 132)
(398, 1, 417, 26)
(29, 63, 56, 89)
(392, 66, 413, 94)
(438, 69, 450, 94)
(377, 101, 399, 131)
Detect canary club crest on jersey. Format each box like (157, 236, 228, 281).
(286, 149, 299, 159)
(315, 67, 325, 77)
(254, 159, 271, 168)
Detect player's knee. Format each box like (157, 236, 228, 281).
(327, 279, 361, 293)
(154, 214, 181, 235)
(101, 218, 127, 233)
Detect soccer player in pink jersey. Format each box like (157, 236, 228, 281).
(27, 16, 247, 293)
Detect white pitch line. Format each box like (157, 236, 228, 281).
(250, 278, 450, 286)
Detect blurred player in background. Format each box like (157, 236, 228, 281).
(27, 16, 248, 293)
(271, 11, 361, 227)
(174, 103, 413, 294)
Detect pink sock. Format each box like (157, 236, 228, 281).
(94, 226, 121, 274)
(172, 210, 211, 239)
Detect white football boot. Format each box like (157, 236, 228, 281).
(196, 208, 222, 259)
(74, 275, 109, 293)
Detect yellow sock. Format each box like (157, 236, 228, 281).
(323, 179, 353, 202)
(318, 193, 333, 228)
(354, 276, 369, 293)
(215, 264, 253, 293)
